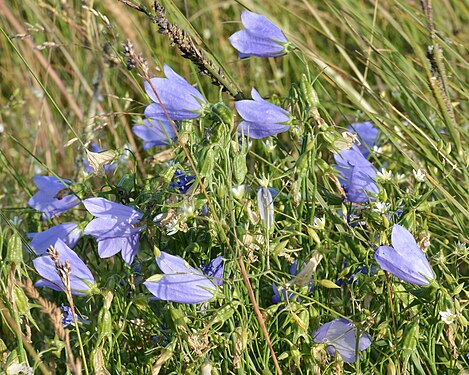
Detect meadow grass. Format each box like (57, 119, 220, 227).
(0, 0, 468, 373)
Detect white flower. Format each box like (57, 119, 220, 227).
(257, 187, 274, 229)
(373, 202, 390, 214)
(263, 139, 276, 153)
(373, 145, 383, 154)
(376, 168, 393, 182)
(312, 216, 326, 230)
(413, 169, 426, 182)
(394, 173, 406, 184)
(439, 309, 457, 325)
(6, 362, 33, 375)
(231, 185, 246, 199)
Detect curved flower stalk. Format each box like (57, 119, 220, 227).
(33, 239, 96, 296)
(313, 318, 373, 363)
(374, 224, 434, 286)
(144, 252, 220, 304)
(144, 65, 207, 121)
(28, 176, 80, 220)
(133, 118, 176, 150)
(347, 121, 378, 158)
(28, 223, 81, 255)
(83, 197, 144, 265)
(334, 145, 379, 203)
(236, 88, 291, 139)
(229, 11, 288, 58)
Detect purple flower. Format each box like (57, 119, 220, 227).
(229, 11, 288, 58)
(84, 143, 117, 173)
(61, 304, 90, 327)
(201, 256, 224, 286)
(28, 176, 80, 220)
(374, 224, 434, 286)
(347, 121, 378, 158)
(334, 145, 379, 203)
(170, 169, 195, 194)
(133, 119, 176, 150)
(144, 251, 217, 304)
(33, 239, 95, 296)
(236, 89, 291, 139)
(144, 65, 206, 121)
(313, 318, 372, 363)
(28, 223, 81, 255)
(83, 197, 144, 265)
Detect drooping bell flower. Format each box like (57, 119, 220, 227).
(334, 145, 379, 203)
(229, 11, 288, 58)
(144, 65, 206, 121)
(144, 251, 217, 304)
(28, 176, 80, 220)
(133, 118, 176, 150)
(257, 186, 274, 229)
(236, 88, 291, 139)
(28, 223, 81, 255)
(83, 197, 144, 265)
(374, 224, 434, 286)
(313, 318, 373, 363)
(33, 239, 96, 296)
(346, 121, 378, 158)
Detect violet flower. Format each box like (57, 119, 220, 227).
(144, 251, 217, 304)
(28, 223, 81, 255)
(83, 197, 144, 265)
(334, 145, 379, 203)
(28, 176, 80, 220)
(229, 10, 288, 58)
(33, 239, 96, 296)
(61, 304, 90, 327)
(347, 121, 378, 158)
(313, 318, 373, 363)
(374, 224, 434, 286)
(170, 169, 195, 194)
(201, 256, 224, 286)
(133, 118, 176, 150)
(236, 88, 291, 139)
(144, 65, 206, 121)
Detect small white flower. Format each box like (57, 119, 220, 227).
(372, 145, 382, 154)
(263, 139, 276, 153)
(180, 201, 195, 219)
(231, 185, 246, 199)
(373, 202, 390, 214)
(6, 362, 33, 375)
(394, 173, 406, 184)
(413, 169, 426, 182)
(312, 216, 326, 230)
(439, 309, 457, 325)
(376, 168, 392, 182)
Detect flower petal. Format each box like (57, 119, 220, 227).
(83, 197, 142, 222)
(28, 223, 80, 255)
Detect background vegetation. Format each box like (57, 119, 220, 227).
(0, 0, 467, 373)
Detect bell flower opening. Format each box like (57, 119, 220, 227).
(313, 318, 373, 363)
(374, 224, 434, 286)
(83, 197, 144, 265)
